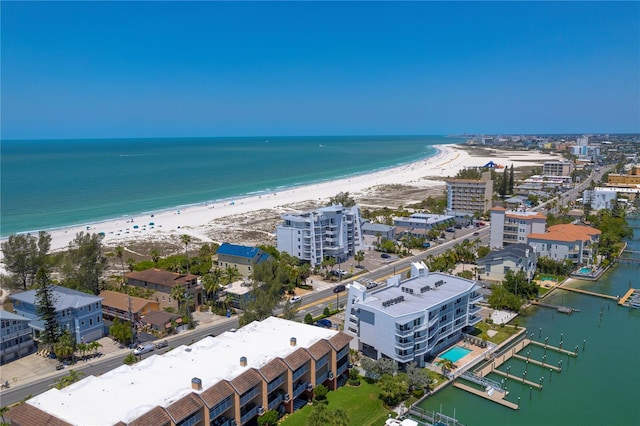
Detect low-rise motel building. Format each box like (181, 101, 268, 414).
(345, 262, 482, 368)
(6, 317, 352, 426)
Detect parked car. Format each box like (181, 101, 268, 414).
(381, 253, 391, 259)
(336, 269, 347, 276)
(366, 281, 378, 289)
(315, 319, 332, 328)
(133, 343, 155, 356)
(290, 296, 302, 303)
(423, 242, 431, 248)
(445, 227, 455, 232)
(473, 231, 480, 236)
(155, 340, 168, 349)
(55, 363, 65, 371)
(333, 284, 346, 293)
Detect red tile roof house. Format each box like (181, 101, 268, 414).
(125, 269, 203, 312)
(527, 224, 601, 266)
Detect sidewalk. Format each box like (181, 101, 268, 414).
(0, 311, 229, 392)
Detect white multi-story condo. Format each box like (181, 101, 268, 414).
(344, 262, 482, 367)
(528, 224, 601, 265)
(446, 171, 493, 216)
(6, 317, 352, 426)
(582, 188, 618, 211)
(543, 160, 574, 177)
(489, 207, 547, 249)
(276, 205, 363, 267)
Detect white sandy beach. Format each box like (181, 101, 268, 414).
(1, 144, 562, 255)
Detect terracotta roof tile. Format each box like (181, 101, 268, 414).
(200, 380, 235, 408)
(529, 224, 601, 243)
(5, 403, 73, 426)
(165, 393, 203, 424)
(306, 339, 331, 360)
(328, 333, 353, 352)
(230, 369, 261, 395)
(128, 406, 171, 426)
(258, 358, 288, 383)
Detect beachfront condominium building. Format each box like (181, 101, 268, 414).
(344, 262, 482, 368)
(9, 286, 104, 344)
(527, 224, 601, 266)
(476, 244, 537, 283)
(125, 268, 203, 311)
(446, 171, 493, 216)
(543, 160, 574, 177)
(489, 207, 547, 249)
(6, 317, 352, 426)
(212, 243, 271, 279)
(1, 309, 37, 365)
(607, 165, 640, 185)
(276, 204, 364, 267)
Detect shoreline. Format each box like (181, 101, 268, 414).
(1, 144, 564, 255)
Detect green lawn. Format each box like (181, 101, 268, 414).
(279, 381, 393, 426)
(470, 321, 520, 345)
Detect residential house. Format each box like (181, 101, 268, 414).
(528, 224, 601, 266)
(6, 317, 352, 426)
(489, 207, 547, 249)
(476, 244, 537, 283)
(140, 310, 182, 336)
(99, 290, 160, 323)
(393, 213, 454, 239)
(1, 309, 36, 364)
(125, 269, 203, 311)
(276, 204, 364, 267)
(212, 243, 270, 279)
(344, 262, 482, 367)
(10, 286, 104, 344)
(361, 221, 395, 240)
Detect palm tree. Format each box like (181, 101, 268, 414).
(437, 359, 456, 377)
(0, 405, 9, 426)
(333, 408, 350, 426)
(150, 249, 161, 267)
(114, 245, 126, 286)
(202, 270, 223, 304)
(54, 369, 85, 389)
(224, 266, 241, 285)
(354, 250, 365, 268)
(170, 285, 187, 312)
(180, 234, 192, 273)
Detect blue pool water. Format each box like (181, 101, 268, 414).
(439, 346, 471, 363)
(579, 267, 592, 274)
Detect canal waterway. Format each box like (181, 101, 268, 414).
(418, 217, 640, 426)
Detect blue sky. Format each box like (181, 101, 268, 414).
(2, 1, 638, 139)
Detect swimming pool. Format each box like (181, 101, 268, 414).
(439, 346, 472, 363)
(579, 267, 592, 274)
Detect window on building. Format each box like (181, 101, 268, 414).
(97, 316, 101, 323)
(81, 321, 85, 326)
(89, 318, 93, 325)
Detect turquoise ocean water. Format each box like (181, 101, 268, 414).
(417, 217, 640, 426)
(1, 135, 461, 237)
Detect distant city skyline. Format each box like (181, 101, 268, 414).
(2, 1, 638, 140)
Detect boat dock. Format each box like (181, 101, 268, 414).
(618, 288, 639, 306)
(512, 354, 561, 371)
(453, 382, 519, 410)
(531, 300, 579, 314)
(527, 339, 578, 357)
(557, 286, 619, 301)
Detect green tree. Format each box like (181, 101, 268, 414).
(353, 250, 365, 268)
(436, 359, 456, 376)
(314, 383, 329, 402)
(304, 313, 313, 324)
(379, 373, 409, 406)
(53, 330, 76, 362)
(150, 249, 161, 267)
(500, 167, 508, 197)
(327, 191, 356, 207)
(54, 369, 85, 389)
(63, 232, 107, 295)
(114, 245, 126, 285)
(509, 164, 515, 193)
(332, 408, 350, 426)
(180, 234, 192, 273)
(110, 318, 133, 344)
(202, 270, 223, 304)
(282, 299, 299, 320)
(406, 363, 432, 392)
(307, 403, 330, 426)
(123, 353, 137, 365)
(257, 409, 279, 426)
(35, 268, 61, 346)
(1, 231, 51, 290)
(476, 246, 491, 259)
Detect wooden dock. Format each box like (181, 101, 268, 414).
(557, 286, 618, 301)
(512, 354, 561, 372)
(618, 288, 638, 306)
(531, 300, 579, 314)
(453, 382, 519, 410)
(528, 339, 578, 357)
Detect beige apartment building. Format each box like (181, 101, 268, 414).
(446, 171, 493, 216)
